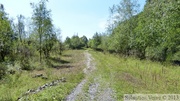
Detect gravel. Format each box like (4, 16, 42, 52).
(66, 51, 94, 101)
(66, 51, 115, 101)
(66, 79, 87, 101)
(88, 82, 99, 100)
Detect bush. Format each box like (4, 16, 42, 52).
(20, 59, 33, 70)
(0, 63, 7, 79)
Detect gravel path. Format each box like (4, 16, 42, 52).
(83, 51, 96, 74)
(97, 88, 115, 101)
(88, 82, 99, 100)
(66, 79, 87, 101)
(66, 51, 115, 101)
(66, 51, 95, 101)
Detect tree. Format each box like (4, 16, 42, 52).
(86, 0, 180, 63)
(139, 0, 180, 61)
(0, 4, 13, 61)
(42, 17, 54, 58)
(106, 5, 117, 34)
(99, 33, 110, 52)
(52, 27, 62, 55)
(31, 0, 52, 62)
(80, 35, 88, 48)
(71, 35, 81, 49)
(91, 32, 101, 50)
(109, 0, 140, 55)
(0, 4, 16, 77)
(17, 15, 25, 43)
(64, 37, 71, 49)
(64, 35, 88, 49)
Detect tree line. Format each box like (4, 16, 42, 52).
(0, 0, 62, 79)
(64, 35, 88, 49)
(88, 0, 180, 63)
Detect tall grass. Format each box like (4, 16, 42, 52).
(0, 50, 85, 101)
(90, 51, 180, 101)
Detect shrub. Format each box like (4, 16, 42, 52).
(20, 59, 33, 70)
(0, 63, 7, 79)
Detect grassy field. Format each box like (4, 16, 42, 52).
(1, 49, 179, 101)
(89, 50, 180, 100)
(0, 50, 85, 101)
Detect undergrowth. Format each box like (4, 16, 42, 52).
(89, 51, 180, 101)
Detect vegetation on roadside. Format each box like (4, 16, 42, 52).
(0, 0, 87, 100)
(0, 50, 85, 100)
(0, 0, 62, 79)
(88, 0, 180, 63)
(89, 50, 180, 100)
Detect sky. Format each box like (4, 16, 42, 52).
(0, 0, 146, 41)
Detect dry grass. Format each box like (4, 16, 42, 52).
(0, 50, 86, 101)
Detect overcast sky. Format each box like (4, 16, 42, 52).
(1, 0, 146, 41)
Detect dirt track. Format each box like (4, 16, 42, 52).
(66, 51, 115, 101)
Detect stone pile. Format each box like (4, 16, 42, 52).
(32, 73, 48, 80)
(17, 77, 66, 100)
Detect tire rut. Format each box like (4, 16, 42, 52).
(66, 51, 95, 101)
(66, 51, 115, 101)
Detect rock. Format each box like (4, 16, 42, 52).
(18, 77, 67, 100)
(39, 86, 43, 90)
(41, 85, 46, 89)
(61, 77, 66, 82)
(17, 97, 22, 100)
(49, 82, 53, 86)
(29, 89, 35, 93)
(45, 83, 49, 86)
(36, 88, 40, 92)
(33, 74, 43, 78)
(42, 76, 48, 79)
